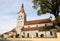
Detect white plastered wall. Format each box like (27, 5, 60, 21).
(21, 30, 56, 38)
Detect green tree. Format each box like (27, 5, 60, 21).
(0, 34, 4, 38)
(33, 0, 60, 21)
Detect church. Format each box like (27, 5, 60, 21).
(3, 4, 57, 38)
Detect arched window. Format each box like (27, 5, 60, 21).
(19, 16, 20, 18)
(36, 25, 38, 27)
(50, 31, 53, 35)
(36, 33, 38, 37)
(22, 32, 25, 38)
(27, 33, 29, 38)
(45, 24, 47, 27)
(21, 16, 22, 18)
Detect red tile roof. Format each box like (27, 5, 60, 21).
(4, 28, 16, 34)
(19, 8, 25, 13)
(25, 18, 51, 25)
(10, 28, 17, 33)
(18, 4, 25, 13)
(4, 32, 9, 34)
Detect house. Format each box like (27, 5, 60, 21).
(3, 28, 16, 38)
(3, 32, 9, 38)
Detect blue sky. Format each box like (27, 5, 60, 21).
(0, 0, 55, 34)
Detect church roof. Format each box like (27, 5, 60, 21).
(3, 28, 16, 35)
(18, 4, 25, 13)
(4, 32, 9, 34)
(25, 18, 51, 25)
(10, 28, 17, 33)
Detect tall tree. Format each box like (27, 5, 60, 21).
(33, 0, 60, 20)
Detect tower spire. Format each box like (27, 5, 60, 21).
(18, 4, 25, 13)
(22, 4, 24, 8)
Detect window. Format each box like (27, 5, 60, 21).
(19, 16, 20, 18)
(36, 25, 38, 27)
(50, 31, 53, 35)
(22, 32, 25, 38)
(19, 16, 22, 18)
(36, 33, 38, 37)
(27, 33, 29, 38)
(45, 24, 47, 27)
(21, 16, 22, 17)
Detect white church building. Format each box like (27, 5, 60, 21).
(3, 4, 57, 38)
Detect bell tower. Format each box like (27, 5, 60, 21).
(16, 4, 26, 35)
